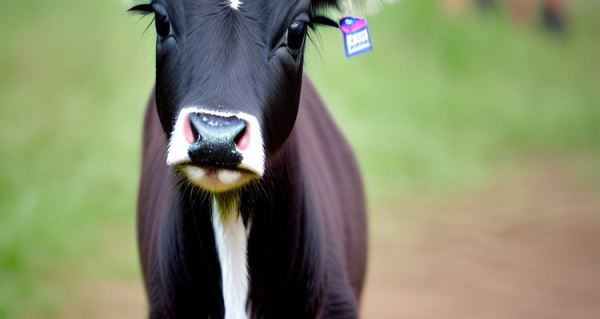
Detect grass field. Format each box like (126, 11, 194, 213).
(1, 0, 599, 318)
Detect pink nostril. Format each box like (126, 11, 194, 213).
(235, 125, 250, 151)
(183, 115, 196, 144)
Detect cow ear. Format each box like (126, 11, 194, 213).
(313, 16, 339, 28)
(128, 3, 153, 16)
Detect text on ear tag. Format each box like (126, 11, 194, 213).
(340, 17, 373, 58)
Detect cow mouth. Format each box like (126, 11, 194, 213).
(178, 163, 260, 193)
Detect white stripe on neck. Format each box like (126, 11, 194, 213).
(212, 196, 249, 319)
(230, 0, 242, 10)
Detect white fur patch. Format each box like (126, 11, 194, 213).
(230, 0, 242, 10)
(212, 197, 250, 319)
(219, 170, 242, 184)
(182, 165, 205, 181)
(166, 106, 265, 177)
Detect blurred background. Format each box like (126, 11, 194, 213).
(1, 0, 599, 318)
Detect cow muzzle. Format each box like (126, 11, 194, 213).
(187, 113, 246, 167)
(166, 107, 265, 193)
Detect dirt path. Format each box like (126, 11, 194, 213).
(363, 162, 600, 318)
(65, 161, 600, 318)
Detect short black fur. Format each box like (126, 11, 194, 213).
(133, 1, 367, 318)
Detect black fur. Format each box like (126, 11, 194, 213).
(133, 1, 367, 318)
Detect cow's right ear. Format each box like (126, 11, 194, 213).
(128, 3, 153, 15)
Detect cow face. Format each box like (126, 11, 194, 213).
(131, 0, 337, 193)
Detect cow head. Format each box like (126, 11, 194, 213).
(130, 0, 338, 193)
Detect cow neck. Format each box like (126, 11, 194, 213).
(242, 137, 327, 318)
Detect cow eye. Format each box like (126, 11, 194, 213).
(152, 3, 172, 38)
(287, 20, 307, 52)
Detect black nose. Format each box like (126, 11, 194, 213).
(188, 113, 247, 168)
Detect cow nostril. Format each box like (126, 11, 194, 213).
(183, 114, 199, 144)
(234, 125, 249, 150)
(190, 117, 200, 143)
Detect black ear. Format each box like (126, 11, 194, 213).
(313, 16, 340, 28)
(128, 3, 153, 15)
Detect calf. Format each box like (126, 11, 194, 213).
(131, 0, 367, 318)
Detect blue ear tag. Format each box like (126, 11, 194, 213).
(339, 17, 373, 58)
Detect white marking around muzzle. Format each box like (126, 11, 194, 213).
(166, 107, 265, 177)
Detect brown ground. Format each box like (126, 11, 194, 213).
(64, 161, 600, 318)
(364, 161, 600, 319)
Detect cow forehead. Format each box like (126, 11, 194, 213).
(170, 0, 315, 44)
(169, 0, 359, 10)
(175, 0, 314, 14)
(174, 0, 308, 7)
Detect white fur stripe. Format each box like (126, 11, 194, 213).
(230, 0, 242, 10)
(212, 197, 249, 319)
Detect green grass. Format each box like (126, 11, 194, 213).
(0, 0, 599, 317)
(306, 0, 600, 197)
(0, 2, 153, 317)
